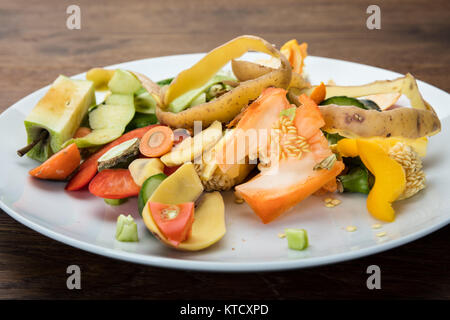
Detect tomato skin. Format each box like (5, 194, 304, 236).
(163, 165, 181, 176)
(148, 202, 194, 246)
(89, 169, 140, 199)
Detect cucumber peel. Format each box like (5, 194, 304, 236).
(104, 198, 128, 206)
(138, 173, 167, 215)
(320, 96, 381, 111)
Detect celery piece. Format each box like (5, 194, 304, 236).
(285, 228, 308, 250)
(115, 214, 139, 242)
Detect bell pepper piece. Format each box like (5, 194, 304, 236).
(88, 169, 141, 199)
(356, 140, 406, 222)
(280, 39, 308, 74)
(337, 137, 428, 158)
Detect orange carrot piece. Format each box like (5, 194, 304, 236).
(139, 126, 174, 157)
(73, 127, 92, 139)
(310, 82, 326, 104)
(29, 143, 81, 180)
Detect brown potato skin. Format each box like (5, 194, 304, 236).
(232, 60, 309, 90)
(137, 37, 292, 129)
(155, 42, 292, 129)
(318, 105, 441, 139)
(155, 68, 291, 129)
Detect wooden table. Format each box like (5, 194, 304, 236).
(0, 0, 448, 299)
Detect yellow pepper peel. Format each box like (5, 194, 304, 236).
(336, 139, 358, 158)
(356, 139, 406, 222)
(164, 35, 292, 106)
(337, 137, 428, 158)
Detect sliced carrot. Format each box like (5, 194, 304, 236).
(309, 82, 326, 104)
(66, 125, 160, 191)
(29, 143, 81, 180)
(73, 127, 92, 139)
(139, 126, 174, 158)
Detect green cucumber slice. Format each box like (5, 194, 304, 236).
(360, 99, 382, 111)
(134, 91, 157, 114)
(168, 74, 236, 113)
(125, 113, 158, 132)
(189, 92, 206, 107)
(320, 96, 366, 109)
(320, 96, 381, 111)
(108, 69, 142, 94)
(138, 173, 167, 215)
(105, 93, 134, 107)
(104, 198, 128, 206)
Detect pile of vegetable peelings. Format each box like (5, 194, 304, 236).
(18, 35, 441, 251)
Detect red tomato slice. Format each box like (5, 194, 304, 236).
(148, 202, 194, 246)
(88, 169, 140, 199)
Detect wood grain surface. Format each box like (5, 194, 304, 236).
(0, 0, 449, 299)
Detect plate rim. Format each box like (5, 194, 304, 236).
(1, 53, 449, 272)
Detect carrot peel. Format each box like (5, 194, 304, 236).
(29, 143, 81, 180)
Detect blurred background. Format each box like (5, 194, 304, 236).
(1, 0, 449, 107)
(0, 0, 448, 299)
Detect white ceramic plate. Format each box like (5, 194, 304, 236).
(1, 53, 449, 272)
